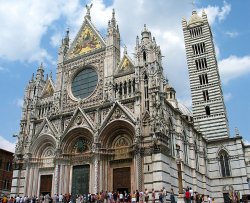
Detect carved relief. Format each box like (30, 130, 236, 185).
(75, 115, 83, 125)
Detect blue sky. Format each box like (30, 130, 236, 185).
(0, 0, 250, 152)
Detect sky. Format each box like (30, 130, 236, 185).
(0, 0, 250, 152)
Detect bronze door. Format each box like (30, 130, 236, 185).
(71, 165, 90, 201)
(40, 175, 52, 195)
(113, 167, 131, 193)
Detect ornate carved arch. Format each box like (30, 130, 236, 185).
(61, 127, 94, 154)
(98, 120, 135, 148)
(30, 134, 57, 158)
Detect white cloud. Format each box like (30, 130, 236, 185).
(0, 135, 15, 153)
(219, 55, 250, 84)
(199, 1, 231, 25)
(0, 0, 85, 64)
(0, 0, 241, 103)
(225, 31, 239, 38)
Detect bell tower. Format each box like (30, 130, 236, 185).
(182, 10, 229, 140)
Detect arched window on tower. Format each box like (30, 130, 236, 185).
(143, 51, 147, 62)
(183, 131, 189, 164)
(144, 73, 149, 111)
(218, 150, 230, 177)
(124, 81, 127, 95)
(33, 86, 36, 96)
(128, 80, 131, 94)
(115, 83, 118, 98)
(205, 106, 210, 115)
(169, 119, 175, 157)
(194, 141, 199, 171)
(119, 83, 122, 97)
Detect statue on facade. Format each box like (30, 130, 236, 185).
(86, 3, 93, 16)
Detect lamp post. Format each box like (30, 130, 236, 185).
(176, 144, 185, 203)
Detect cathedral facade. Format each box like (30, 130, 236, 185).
(11, 6, 250, 203)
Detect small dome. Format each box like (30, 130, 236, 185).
(141, 24, 150, 39)
(188, 11, 203, 27)
(178, 102, 193, 117)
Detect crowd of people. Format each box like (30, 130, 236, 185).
(1, 186, 244, 203)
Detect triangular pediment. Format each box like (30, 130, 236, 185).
(63, 107, 95, 135)
(66, 18, 106, 59)
(117, 54, 134, 74)
(35, 118, 58, 138)
(41, 78, 55, 98)
(100, 101, 136, 131)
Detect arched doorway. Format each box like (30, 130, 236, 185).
(61, 127, 94, 197)
(99, 120, 135, 193)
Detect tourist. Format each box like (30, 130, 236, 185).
(151, 189, 155, 203)
(162, 187, 167, 203)
(113, 192, 117, 203)
(207, 195, 211, 203)
(119, 192, 123, 203)
(131, 191, 136, 203)
(159, 190, 163, 203)
(170, 189, 175, 203)
(139, 191, 143, 203)
(136, 190, 139, 203)
(189, 188, 193, 203)
(144, 189, 149, 203)
(185, 188, 191, 203)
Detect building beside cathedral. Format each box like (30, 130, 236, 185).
(11, 5, 250, 202)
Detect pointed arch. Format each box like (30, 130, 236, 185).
(143, 50, 147, 62)
(98, 120, 135, 148)
(30, 134, 57, 158)
(218, 149, 231, 177)
(183, 130, 189, 164)
(169, 118, 175, 157)
(61, 127, 94, 154)
(194, 140, 199, 170)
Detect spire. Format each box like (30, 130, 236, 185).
(111, 9, 116, 27)
(141, 24, 150, 40)
(123, 45, 127, 55)
(136, 35, 139, 46)
(49, 71, 53, 79)
(85, 3, 93, 21)
(36, 62, 44, 81)
(63, 28, 69, 46)
(235, 127, 240, 137)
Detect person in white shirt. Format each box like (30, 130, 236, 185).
(189, 187, 193, 202)
(207, 195, 212, 203)
(59, 194, 63, 203)
(16, 196, 20, 203)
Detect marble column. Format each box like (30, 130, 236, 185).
(93, 155, 100, 193)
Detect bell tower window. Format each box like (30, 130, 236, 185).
(205, 106, 210, 115)
(143, 51, 147, 62)
(144, 73, 149, 111)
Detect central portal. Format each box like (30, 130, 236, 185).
(72, 165, 90, 200)
(113, 167, 131, 193)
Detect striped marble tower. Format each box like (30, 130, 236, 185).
(182, 10, 229, 140)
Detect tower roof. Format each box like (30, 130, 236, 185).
(188, 10, 204, 27)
